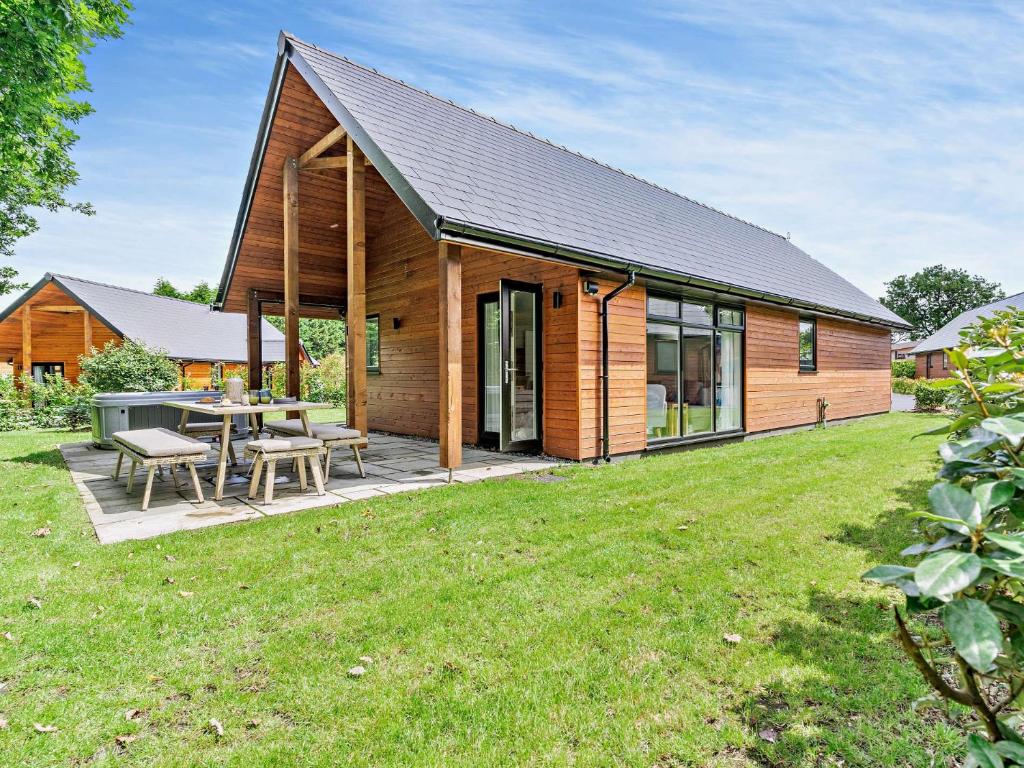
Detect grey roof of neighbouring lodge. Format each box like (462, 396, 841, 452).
(217, 31, 908, 329)
(913, 291, 1024, 354)
(0, 274, 289, 363)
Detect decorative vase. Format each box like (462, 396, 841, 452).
(225, 377, 244, 404)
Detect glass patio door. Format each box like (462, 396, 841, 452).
(479, 282, 542, 452)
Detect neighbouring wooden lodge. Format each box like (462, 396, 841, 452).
(216, 32, 910, 468)
(0, 273, 292, 388)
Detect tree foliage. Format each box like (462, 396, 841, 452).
(881, 265, 1005, 341)
(864, 307, 1024, 762)
(266, 316, 346, 361)
(152, 277, 216, 305)
(0, 0, 132, 294)
(79, 340, 178, 393)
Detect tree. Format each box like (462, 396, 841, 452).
(0, 0, 133, 295)
(153, 278, 216, 305)
(79, 339, 178, 392)
(881, 265, 1005, 340)
(266, 316, 345, 361)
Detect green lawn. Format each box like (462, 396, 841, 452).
(0, 413, 961, 766)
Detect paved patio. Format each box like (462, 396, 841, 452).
(60, 433, 563, 544)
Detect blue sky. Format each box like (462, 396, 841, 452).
(7, 0, 1023, 310)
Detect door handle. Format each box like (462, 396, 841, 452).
(504, 360, 516, 384)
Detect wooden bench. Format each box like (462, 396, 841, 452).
(245, 436, 326, 504)
(265, 419, 366, 480)
(112, 428, 210, 511)
(176, 413, 240, 466)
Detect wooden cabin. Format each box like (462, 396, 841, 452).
(0, 274, 293, 388)
(216, 32, 910, 467)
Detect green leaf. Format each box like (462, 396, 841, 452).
(915, 551, 982, 597)
(975, 481, 1018, 513)
(995, 741, 1024, 764)
(929, 484, 982, 533)
(983, 417, 1024, 445)
(948, 348, 969, 372)
(905, 594, 944, 614)
(984, 382, 1024, 395)
(990, 597, 1024, 626)
(987, 532, 1024, 556)
(968, 734, 1005, 768)
(862, 565, 915, 584)
(981, 557, 1024, 579)
(943, 599, 1003, 672)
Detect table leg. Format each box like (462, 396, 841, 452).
(214, 416, 232, 500)
(178, 409, 189, 435)
(249, 413, 260, 439)
(299, 409, 312, 437)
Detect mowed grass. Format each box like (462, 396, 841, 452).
(0, 413, 962, 766)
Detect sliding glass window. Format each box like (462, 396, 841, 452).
(646, 295, 744, 440)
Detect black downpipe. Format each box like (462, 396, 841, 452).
(600, 271, 636, 463)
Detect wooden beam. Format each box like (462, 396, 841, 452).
(299, 125, 347, 167)
(300, 156, 347, 172)
(22, 305, 31, 377)
(283, 156, 301, 399)
(438, 242, 462, 470)
(346, 136, 367, 435)
(83, 310, 92, 354)
(35, 305, 84, 313)
(247, 288, 263, 392)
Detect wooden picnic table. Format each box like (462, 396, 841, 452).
(162, 400, 332, 500)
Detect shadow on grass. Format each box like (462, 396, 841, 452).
(828, 477, 934, 563)
(5, 447, 67, 468)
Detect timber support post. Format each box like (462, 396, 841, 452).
(346, 135, 367, 435)
(438, 242, 462, 474)
(283, 156, 301, 399)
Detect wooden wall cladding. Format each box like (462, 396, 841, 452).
(578, 279, 647, 459)
(744, 304, 891, 432)
(0, 282, 119, 383)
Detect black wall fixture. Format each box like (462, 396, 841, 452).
(552, 290, 563, 309)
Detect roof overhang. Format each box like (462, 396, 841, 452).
(0, 273, 123, 337)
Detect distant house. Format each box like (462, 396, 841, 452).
(0, 273, 297, 388)
(913, 291, 1024, 379)
(891, 340, 917, 362)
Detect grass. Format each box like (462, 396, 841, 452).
(0, 412, 962, 766)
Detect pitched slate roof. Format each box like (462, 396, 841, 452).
(913, 291, 1024, 354)
(0, 274, 288, 363)
(220, 32, 907, 328)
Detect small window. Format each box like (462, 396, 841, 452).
(942, 352, 949, 369)
(681, 302, 713, 326)
(366, 315, 380, 373)
(717, 307, 744, 328)
(647, 296, 679, 318)
(798, 317, 816, 371)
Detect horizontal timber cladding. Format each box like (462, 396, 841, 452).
(578, 278, 647, 459)
(0, 282, 119, 383)
(363, 192, 583, 460)
(744, 303, 891, 433)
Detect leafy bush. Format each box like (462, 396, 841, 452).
(0, 374, 93, 431)
(892, 359, 916, 379)
(303, 353, 346, 407)
(79, 340, 179, 393)
(892, 376, 917, 395)
(864, 308, 1024, 763)
(914, 378, 957, 411)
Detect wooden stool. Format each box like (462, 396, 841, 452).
(112, 428, 210, 511)
(265, 419, 367, 480)
(245, 436, 325, 504)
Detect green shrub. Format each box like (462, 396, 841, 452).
(891, 359, 916, 378)
(913, 378, 956, 411)
(0, 374, 93, 431)
(863, 308, 1024, 763)
(79, 340, 179, 393)
(0, 375, 33, 431)
(303, 353, 346, 407)
(892, 376, 917, 395)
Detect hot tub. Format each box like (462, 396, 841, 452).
(90, 391, 249, 449)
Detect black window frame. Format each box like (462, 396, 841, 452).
(366, 314, 381, 374)
(645, 293, 745, 441)
(798, 316, 817, 372)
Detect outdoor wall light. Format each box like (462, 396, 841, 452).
(392, 317, 401, 330)
(552, 291, 563, 309)
(583, 280, 600, 296)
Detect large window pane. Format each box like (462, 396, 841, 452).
(482, 299, 500, 433)
(798, 317, 816, 371)
(646, 323, 679, 439)
(682, 327, 713, 435)
(366, 315, 381, 372)
(716, 330, 742, 431)
(509, 290, 538, 442)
